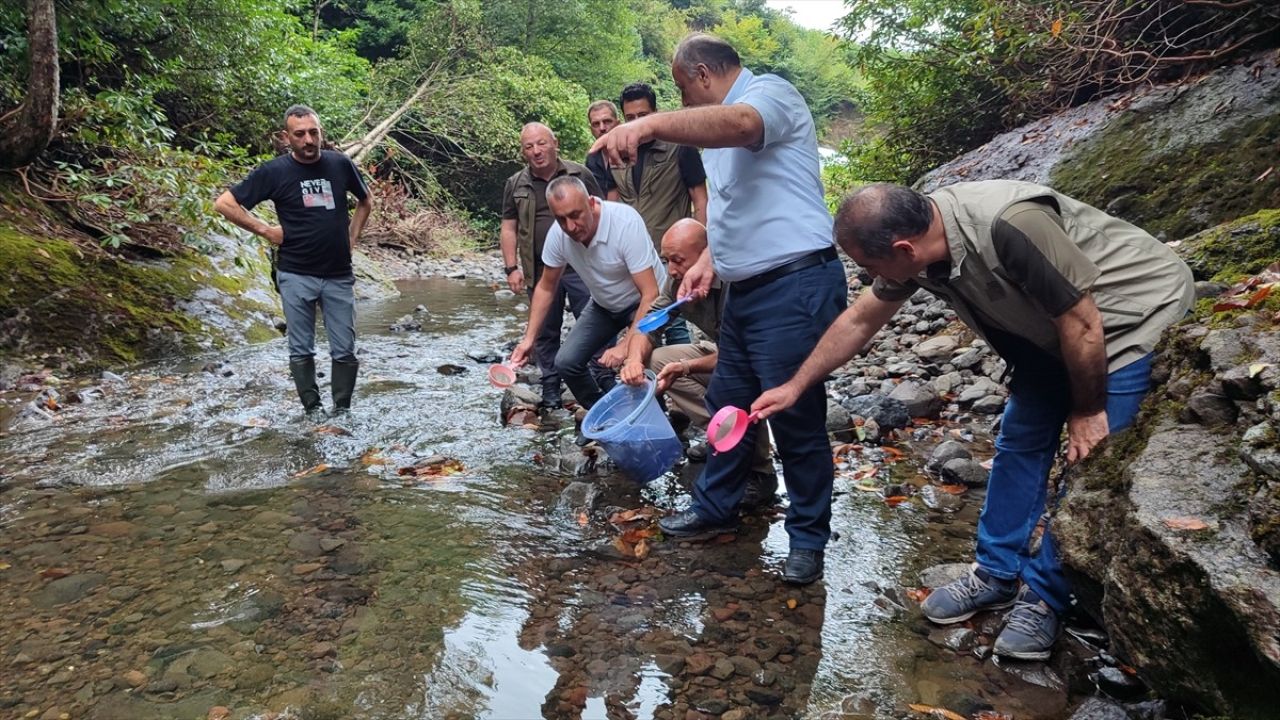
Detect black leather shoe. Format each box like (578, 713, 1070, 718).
(658, 509, 738, 540)
(783, 549, 824, 585)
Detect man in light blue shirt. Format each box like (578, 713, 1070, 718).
(590, 33, 847, 585)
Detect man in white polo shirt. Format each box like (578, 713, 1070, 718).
(511, 176, 663, 412)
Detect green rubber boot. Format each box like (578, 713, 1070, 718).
(289, 357, 324, 415)
(331, 359, 359, 413)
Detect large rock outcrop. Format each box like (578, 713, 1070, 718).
(919, 52, 1280, 241)
(1055, 261, 1280, 717)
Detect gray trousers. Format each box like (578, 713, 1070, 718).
(555, 300, 633, 409)
(277, 270, 357, 362)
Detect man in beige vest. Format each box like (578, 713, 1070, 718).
(602, 82, 708, 347)
(753, 181, 1193, 661)
(500, 123, 606, 410)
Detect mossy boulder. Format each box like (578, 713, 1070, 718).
(1176, 209, 1280, 282)
(1055, 269, 1280, 718)
(0, 223, 282, 370)
(919, 52, 1280, 241)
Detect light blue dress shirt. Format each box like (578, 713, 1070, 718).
(702, 68, 834, 282)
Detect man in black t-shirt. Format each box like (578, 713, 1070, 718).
(214, 104, 372, 416)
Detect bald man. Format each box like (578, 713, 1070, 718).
(623, 219, 776, 507)
(500, 122, 607, 410)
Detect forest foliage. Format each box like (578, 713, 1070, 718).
(1, 0, 1276, 253)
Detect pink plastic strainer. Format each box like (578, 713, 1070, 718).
(487, 362, 517, 388)
(706, 405, 762, 453)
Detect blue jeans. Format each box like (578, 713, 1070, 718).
(555, 300, 631, 409)
(277, 270, 356, 362)
(690, 259, 847, 550)
(976, 353, 1153, 613)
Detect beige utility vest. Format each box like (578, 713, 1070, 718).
(919, 181, 1194, 372)
(610, 140, 691, 250)
(508, 160, 595, 277)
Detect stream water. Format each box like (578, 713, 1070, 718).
(0, 278, 1095, 720)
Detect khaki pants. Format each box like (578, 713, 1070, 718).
(650, 342, 774, 476)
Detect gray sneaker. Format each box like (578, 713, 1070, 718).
(994, 586, 1060, 661)
(920, 565, 1018, 624)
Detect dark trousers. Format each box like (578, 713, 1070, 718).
(690, 259, 847, 550)
(531, 268, 611, 404)
(554, 300, 633, 409)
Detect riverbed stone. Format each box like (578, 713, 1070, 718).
(1067, 697, 1129, 720)
(888, 379, 943, 419)
(915, 335, 960, 361)
(32, 573, 106, 607)
(841, 394, 910, 431)
(941, 458, 989, 487)
(925, 440, 972, 474)
(920, 563, 971, 589)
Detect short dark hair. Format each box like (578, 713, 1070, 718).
(834, 183, 933, 259)
(619, 82, 657, 112)
(673, 33, 741, 77)
(283, 104, 318, 127)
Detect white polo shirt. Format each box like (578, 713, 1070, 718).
(542, 200, 664, 312)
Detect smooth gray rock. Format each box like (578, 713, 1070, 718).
(941, 458, 989, 487)
(926, 440, 972, 473)
(888, 379, 943, 419)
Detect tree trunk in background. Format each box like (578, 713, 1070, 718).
(0, 0, 59, 169)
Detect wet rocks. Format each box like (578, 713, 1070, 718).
(920, 563, 971, 589)
(841, 394, 910, 431)
(389, 314, 421, 333)
(941, 458, 989, 487)
(1068, 697, 1130, 720)
(926, 440, 972, 474)
(32, 572, 106, 607)
(888, 379, 943, 419)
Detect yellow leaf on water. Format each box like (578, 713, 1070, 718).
(907, 704, 967, 720)
(291, 463, 330, 479)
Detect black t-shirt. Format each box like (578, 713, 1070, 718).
(586, 151, 613, 194)
(230, 150, 369, 277)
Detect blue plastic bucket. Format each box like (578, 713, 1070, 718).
(581, 372, 683, 484)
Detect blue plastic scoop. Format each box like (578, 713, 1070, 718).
(636, 295, 692, 333)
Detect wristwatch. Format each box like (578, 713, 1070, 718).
(504, 265, 519, 276)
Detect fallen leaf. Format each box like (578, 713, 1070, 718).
(397, 456, 464, 478)
(40, 567, 72, 579)
(907, 704, 967, 720)
(884, 495, 910, 507)
(634, 538, 650, 560)
(313, 424, 351, 436)
(620, 527, 657, 544)
(360, 448, 386, 466)
(243, 417, 270, 428)
(832, 442, 861, 456)
(35, 247, 51, 259)
(854, 480, 882, 493)
(786, 598, 798, 609)
(291, 463, 330, 478)
(937, 484, 967, 495)
(1050, 18, 1063, 37)
(1162, 516, 1209, 531)
(975, 712, 1014, 720)
(1250, 363, 1271, 378)
(882, 446, 905, 461)
(0, 562, 9, 571)
(906, 587, 930, 603)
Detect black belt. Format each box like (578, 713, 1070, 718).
(731, 247, 838, 293)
